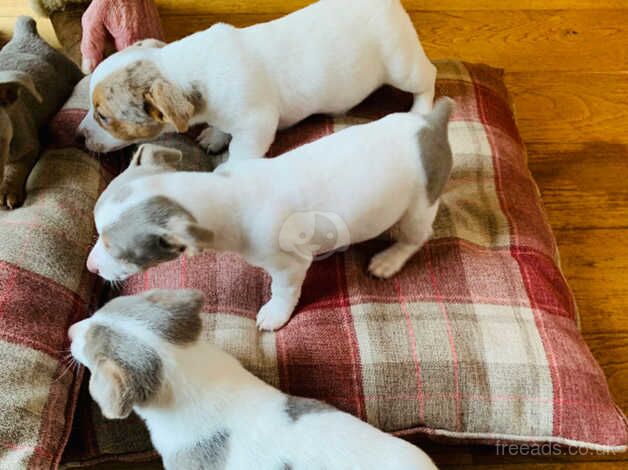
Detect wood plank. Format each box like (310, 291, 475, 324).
(505, 72, 628, 231)
(1, 0, 42, 17)
(412, 10, 628, 73)
(556, 228, 628, 331)
(506, 72, 628, 149)
(526, 146, 628, 231)
(548, 228, 628, 413)
(154, 0, 628, 15)
(4, 0, 628, 17)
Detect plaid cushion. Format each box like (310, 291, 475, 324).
(18, 61, 623, 468)
(0, 79, 107, 468)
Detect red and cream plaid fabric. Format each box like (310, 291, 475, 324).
(62, 61, 627, 467)
(0, 78, 105, 468)
(0, 62, 625, 469)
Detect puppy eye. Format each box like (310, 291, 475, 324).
(96, 110, 108, 124)
(158, 236, 184, 253)
(158, 236, 173, 250)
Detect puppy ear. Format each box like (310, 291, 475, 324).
(131, 143, 182, 168)
(89, 358, 134, 419)
(166, 221, 214, 256)
(0, 71, 42, 106)
(144, 79, 194, 133)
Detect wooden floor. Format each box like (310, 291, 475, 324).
(1, 1, 627, 468)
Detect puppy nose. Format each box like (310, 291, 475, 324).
(68, 324, 77, 341)
(86, 257, 99, 275)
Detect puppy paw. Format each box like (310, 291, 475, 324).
(368, 245, 412, 279)
(197, 128, 231, 154)
(0, 181, 25, 210)
(256, 301, 292, 332)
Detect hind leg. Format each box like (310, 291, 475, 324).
(388, 51, 436, 115)
(384, 13, 437, 114)
(369, 201, 438, 279)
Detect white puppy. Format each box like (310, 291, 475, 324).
(77, 0, 436, 157)
(87, 99, 453, 331)
(69, 289, 438, 469)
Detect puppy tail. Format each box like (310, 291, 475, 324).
(417, 97, 455, 204)
(14, 16, 38, 38)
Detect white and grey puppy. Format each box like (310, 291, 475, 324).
(77, 0, 436, 157)
(87, 99, 453, 330)
(69, 289, 438, 470)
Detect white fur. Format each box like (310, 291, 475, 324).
(78, 0, 436, 155)
(89, 111, 445, 331)
(70, 311, 438, 470)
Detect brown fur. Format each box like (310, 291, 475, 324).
(92, 61, 195, 141)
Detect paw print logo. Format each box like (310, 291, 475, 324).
(279, 212, 351, 261)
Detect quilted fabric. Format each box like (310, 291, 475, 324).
(58, 61, 626, 468)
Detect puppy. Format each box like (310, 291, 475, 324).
(69, 289, 438, 470)
(0, 16, 83, 209)
(77, 0, 437, 157)
(87, 99, 454, 331)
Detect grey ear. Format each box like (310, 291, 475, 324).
(131, 143, 182, 168)
(419, 97, 455, 204)
(89, 358, 134, 420)
(144, 289, 205, 316)
(0, 71, 43, 106)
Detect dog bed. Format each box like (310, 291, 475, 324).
(30, 61, 622, 467)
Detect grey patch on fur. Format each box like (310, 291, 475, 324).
(99, 289, 204, 345)
(103, 196, 195, 268)
(86, 324, 163, 408)
(285, 395, 335, 422)
(164, 430, 230, 470)
(419, 97, 455, 204)
(280, 462, 294, 470)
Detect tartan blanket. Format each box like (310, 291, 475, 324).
(0, 61, 625, 470)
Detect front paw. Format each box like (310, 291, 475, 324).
(197, 128, 231, 154)
(368, 249, 404, 279)
(256, 300, 293, 332)
(0, 180, 25, 210)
